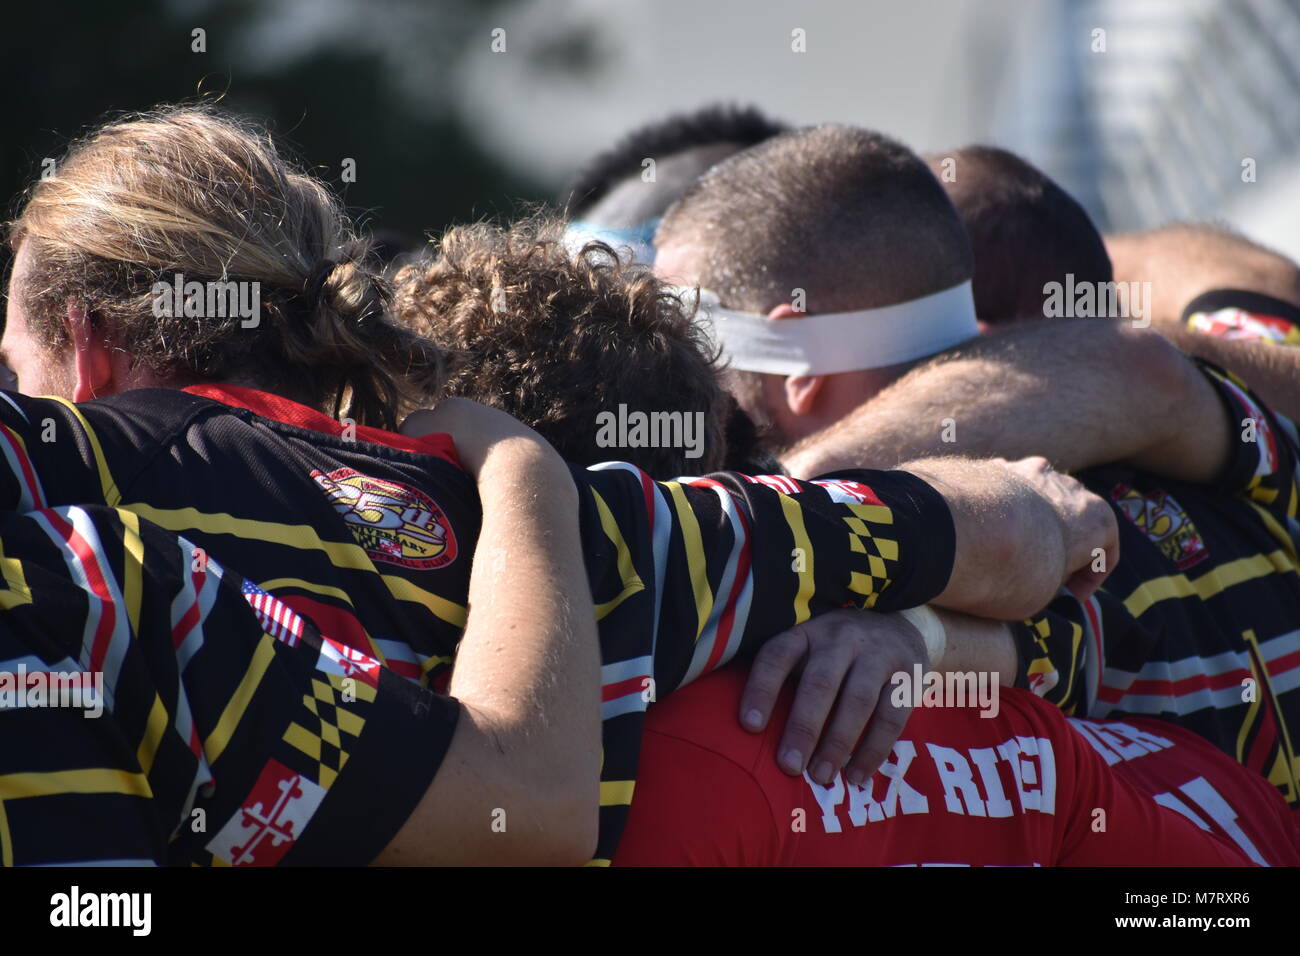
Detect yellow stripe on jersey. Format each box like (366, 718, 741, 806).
(420, 654, 453, 680)
(380, 574, 467, 629)
(119, 508, 145, 637)
(1246, 500, 1300, 565)
(0, 767, 152, 798)
(205, 633, 277, 766)
(1121, 550, 1294, 619)
(127, 503, 378, 571)
(664, 482, 713, 640)
(600, 780, 635, 806)
(260, 578, 357, 606)
(0, 537, 33, 610)
(848, 502, 894, 525)
(779, 493, 815, 624)
(1243, 629, 1300, 801)
(136, 693, 170, 777)
(1057, 618, 1083, 716)
(125, 502, 469, 628)
(45, 396, 122, 506)
(589, 488, 646, 620)
(0, 798, 11, 867)
(1235, 651, 1263, 768)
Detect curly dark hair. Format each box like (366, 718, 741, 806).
(393, 217, 730, 476)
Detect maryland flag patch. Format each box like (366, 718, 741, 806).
(1109, 483, 1210, 570)
(312, 467, 458, 570)
(1186, 307, 1300, 346)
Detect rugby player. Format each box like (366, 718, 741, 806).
(651, 123, 1300, 806)
(0, 105, 1110, 865)
(922, 145, 1113, 330)
(1106, 223, 1300, 420)
(563, 103, 788, 264)
(927, 145, 1300, 419)
(393, 217, 1295, 866)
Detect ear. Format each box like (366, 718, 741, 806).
(767, 303, 827, 416)
(64, 303, 118, 402)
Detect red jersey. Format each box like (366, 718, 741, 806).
(1070, 715, 1300, 866)
(615, 668, 1273, 866)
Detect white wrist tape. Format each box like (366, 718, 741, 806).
(899, 605, 947, 665)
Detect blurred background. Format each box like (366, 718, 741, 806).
(4, 0, 1300, 256)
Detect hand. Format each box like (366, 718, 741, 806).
(740, 609, 925, 787)
(999, 456, 1119, 602)
(401, 398, 569, 487)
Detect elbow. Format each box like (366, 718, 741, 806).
(1118, 324, 1189, 416)
(509, 788, 600, 867)
(548, 800, 601, 867)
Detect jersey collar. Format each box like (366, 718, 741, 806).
(181, 383, 461, 467)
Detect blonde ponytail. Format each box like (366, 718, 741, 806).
(8, 104, 442, 428)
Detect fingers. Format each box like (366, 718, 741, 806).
(739, 627, 808, 734)
(777, 639, 855, 778)
(844, 690, 913, 786)
(807, 655, 886, 786)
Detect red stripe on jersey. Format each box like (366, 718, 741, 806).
(386, 660, 424, 682)
(0, 425, 44, 508)
(639, 468, 657, 528)
(171, 567, 207, 651)
(690, 477, 753, 676)
(183, 383, 462, 467)
(603, 675, 649, 702)
(1099, 666, 1253, 704)
(43, 510, 117, 675)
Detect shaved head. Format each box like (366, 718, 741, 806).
(656, 124, 974, 314)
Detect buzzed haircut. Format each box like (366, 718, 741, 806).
(657, 124, 974, 315)
(565, 103, 788, 226)
(927, 145, 1112, 323)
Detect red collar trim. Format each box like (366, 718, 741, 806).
(181, 384, 461, 467)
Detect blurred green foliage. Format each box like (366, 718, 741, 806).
(0, 0, 544, 263)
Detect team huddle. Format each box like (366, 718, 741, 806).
(1, 101, 1298, 867)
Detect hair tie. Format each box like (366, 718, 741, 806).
(303, 257, 340, 305)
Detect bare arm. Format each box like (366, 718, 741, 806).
(1106, 223, 1300, 326)
(929, 607, 1017, 685)
(1157, 322, 1300, 423)
(897, 456, 1117, 621)
(377, 400, 601, 866)
(784, 320, 1231, 484)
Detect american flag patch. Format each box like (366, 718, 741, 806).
(241, 580, 307, 648)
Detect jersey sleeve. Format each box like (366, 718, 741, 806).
(1196, 360, 1300, 528)
(0, 391, 119, 511)
(1009, 589, 1158, 720)
(0, 504, 460, 867)
(1181, 288, 1300, 346)
(575, 463, 955, 695)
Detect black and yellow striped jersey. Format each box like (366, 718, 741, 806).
(1011, 361, 1300, 807)
(0, 383, 956, 865)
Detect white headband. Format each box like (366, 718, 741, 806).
(681, 280, 978, 376)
